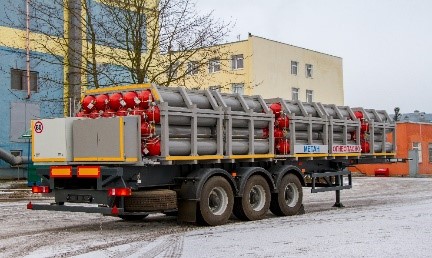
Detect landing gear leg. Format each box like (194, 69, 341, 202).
(333, 190, 344, 208)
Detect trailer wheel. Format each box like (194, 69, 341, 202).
(197, 176, 234, 226)
(270, 173, 303, 216)
(233, 175, 271, 221)
(119, 214, 149, 221)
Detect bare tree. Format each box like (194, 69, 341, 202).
(2, 0, 233, 114)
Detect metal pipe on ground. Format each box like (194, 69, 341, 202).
(0, 148, 30, 166)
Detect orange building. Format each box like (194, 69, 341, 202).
(354, 122, 432, 177)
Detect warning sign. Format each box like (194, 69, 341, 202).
(34, 121, 44, 134)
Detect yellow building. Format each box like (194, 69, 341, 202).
(183, 34, 344, 105)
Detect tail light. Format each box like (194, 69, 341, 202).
(32, 186, 51, 193)
(108, 188, 132, 196)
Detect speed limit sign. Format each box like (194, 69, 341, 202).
(34, 121, 44, 134)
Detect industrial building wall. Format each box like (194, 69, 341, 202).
(354, 122, 432, 176)
(0, 0, 65, 172)
(0, 47, 64, 170)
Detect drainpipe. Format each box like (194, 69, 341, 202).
(26, 0, 31, 99)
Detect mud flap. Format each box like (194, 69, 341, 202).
(177, 199, 197, 223)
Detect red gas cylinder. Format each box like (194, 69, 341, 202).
(354, 111, 364, 120)
(108, 93, 126, 111)
(141, 121, 155, 137)
(76, 111, 89, 117)
(262, 128, 269, 138)
(95, 94, 109, 111)
(275, 139, 290, 154)
(123, 91, 140, 109)
(81, 95, 96, 112)
(274, 128, 284, 139)
(269, 103, 282, 118)
(277, 116, 289, 129)
(138, 90, 153, 109)
(131, 107, 145, 117)
(88, 110, 100, 119)
(360, 122, 369, 132)
(146, 106, 160, 123)
(102, 109, 116, 117)
(116, 109, 128, 116)
(146, 138, 161, 156)
(361, 141, 370, 153)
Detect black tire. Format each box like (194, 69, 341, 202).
(233, 175, 271, 221)
(270, 173, 303, 216)
(124, 189, 177, 212)
(119, 214, 149, 221)
(197, 176, 234, 226)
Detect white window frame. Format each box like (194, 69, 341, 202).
(413, 142, 422, 163)
(232, 54, 244, 70)
(305, 64, 313, 78)
(11, 68, 38, 92)
(306, 90, 313, 103)
(209, 85, 221, 92)
(232, 83, 244, 95)
(291, 61, 298, 75)
(292, 87, 299, 101)
(208, 59, 221, 73)
(168, 62, 180, 78)
(186, 61, 199, 75)
(428, 143, 432, 163)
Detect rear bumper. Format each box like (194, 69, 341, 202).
(29, 203, 123, 215)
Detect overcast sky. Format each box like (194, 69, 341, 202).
(197, 0, 432, 114)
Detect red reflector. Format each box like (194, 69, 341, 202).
(108, 188, 132, 196)
(27, 202, 33, 209)
(111, 205, 119, 215)
(32, 186, 51, 193)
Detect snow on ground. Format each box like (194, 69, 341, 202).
(0, 177, 432, 257)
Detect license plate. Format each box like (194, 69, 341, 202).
(67, 194, 93, 203)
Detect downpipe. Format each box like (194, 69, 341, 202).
(0, 148, 30, 166)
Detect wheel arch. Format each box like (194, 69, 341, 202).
(269, 164, 305, 192)
(235, 167, 275, 197)
(178, 168, 237, 201)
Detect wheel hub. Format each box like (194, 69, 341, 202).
(208, 186, 228, 216)
(249, 185, 266, 211)
(284, 183, 299, 207)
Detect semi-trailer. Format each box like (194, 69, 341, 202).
(28, 84, 397, 226)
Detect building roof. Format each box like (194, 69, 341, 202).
(248, 34, 342, 59)
(398, 111, 432, 123)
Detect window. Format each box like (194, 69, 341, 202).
(413, 142, 422, 163)
(232, 54, 244, 70)
(306, 90, 313, 103)
(209, 85, 221, 92)
(186, 61, 199, 75)
(292, 87, 299, 101)
(305, 64, 313, 78)
(11, 69, 38, 92)
(168, 62, 180, 78)
(291, 61, 298, 75)
(429, 143, 432, 163)
(232, 83, 244, 95)
(208, 58, 220, 73)
(10, 150, 22, 157)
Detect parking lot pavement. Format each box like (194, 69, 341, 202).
(0, 177, 431, 257)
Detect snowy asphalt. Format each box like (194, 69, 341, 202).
(0, 177, 431, 257)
